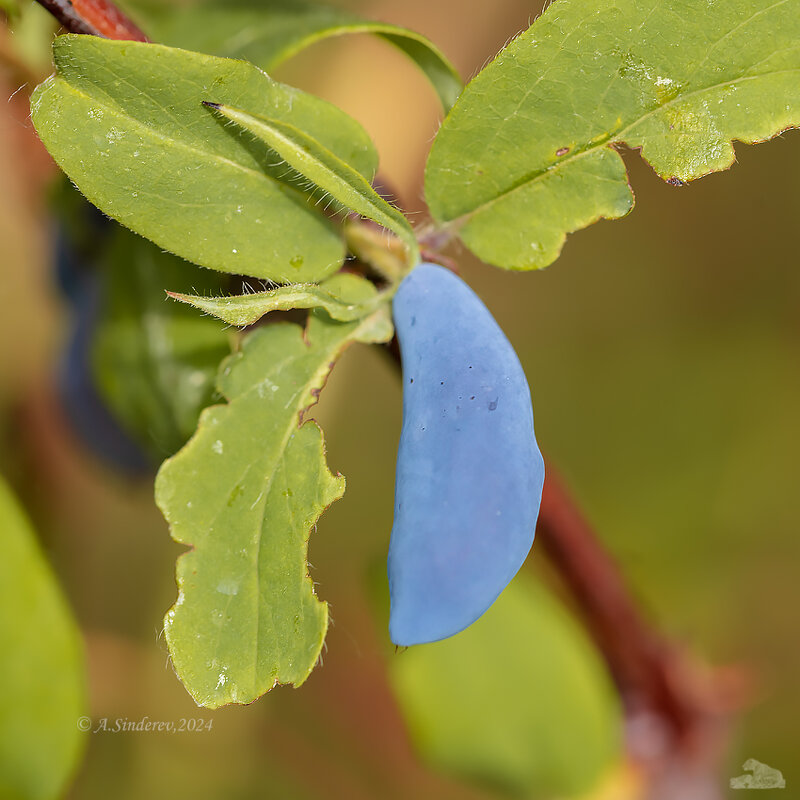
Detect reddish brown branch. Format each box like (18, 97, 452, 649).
(537, 467, 749, 800)
(538, 467, 697, 735)
(34, 0, 147, 41)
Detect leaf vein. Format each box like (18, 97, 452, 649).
(449, 67, 800, 227)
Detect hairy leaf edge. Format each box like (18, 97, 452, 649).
(156, 306, 392, 706)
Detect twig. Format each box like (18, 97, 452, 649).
(538, 466, 750, 800)
(538, 466, 697, 734)
(33, 0, 147, 41)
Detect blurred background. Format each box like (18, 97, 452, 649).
(0, 0, 798, 797)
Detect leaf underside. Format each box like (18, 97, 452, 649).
(30, 35, 378, 283)
(156, 274, 392, 708)
(169, 275, 387, 327)
(122, 0, 462, 111)
(205, 103, 420, 265)
(425, 0, 800, 270)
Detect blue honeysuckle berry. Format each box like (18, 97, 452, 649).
(388, 263, 545, 646)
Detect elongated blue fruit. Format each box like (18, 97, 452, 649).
(389, 263, 545, 646)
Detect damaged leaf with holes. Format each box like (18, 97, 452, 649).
(155, 274, 393, 708)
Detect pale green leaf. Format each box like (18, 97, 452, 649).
(390, 574, 621, 799)
(122, 0, 462, 111)
(156, 274, 393, 708)
(0, 476, 86, 800)
(205, 102, 420, 266)
(168, 275, 391, 327)
(31, 35, 378, 282)
(92, 227, 232, 460)
(425, 0, 800, 270)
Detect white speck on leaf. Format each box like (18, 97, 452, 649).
(216, 579, 239, 596)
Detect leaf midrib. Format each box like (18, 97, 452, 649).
(186, 287, 375, 325)
(238, 313, 379, 699)
(444, 67, 800, 228)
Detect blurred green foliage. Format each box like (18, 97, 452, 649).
(0, 0, 18, 20)
(0, 477, 86, 800)
(92, 228, 232, 461)
(390, 574, 621, 798)
(3, 1, 56, 73)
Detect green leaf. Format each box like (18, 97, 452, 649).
(0, 476, 86, 800)
(92, 227, 233, 460)
(31, 35, 378, 282)
(204, 102, 420, 266)
(122, 0, 462, 111)
(169, 276, 391, 328)
(425, 0, 800, 270)
(390, 574, 621, 799)
(155, 274, 393, 708)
